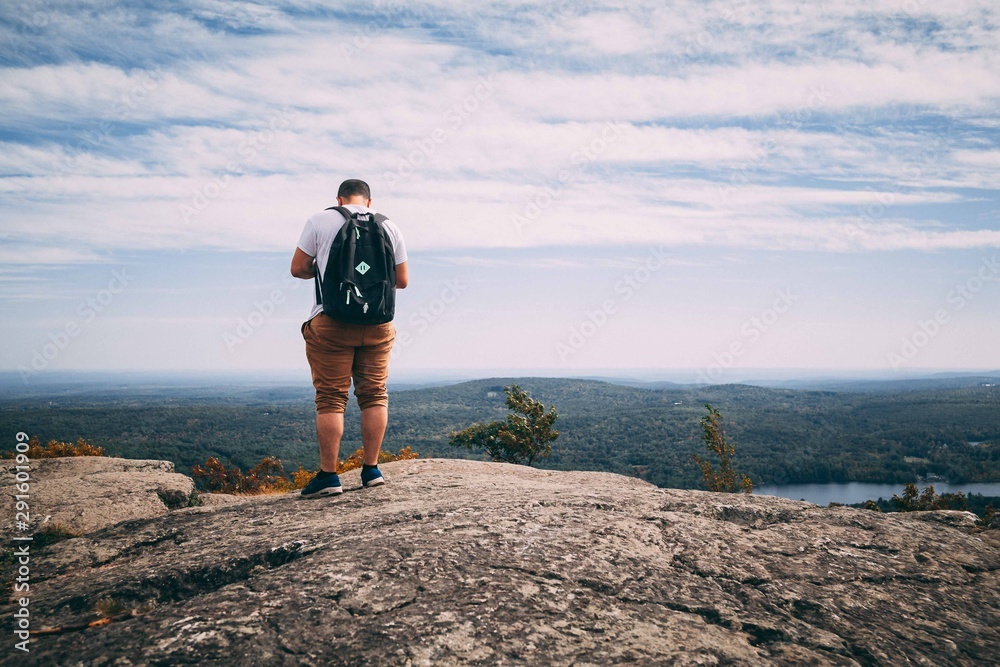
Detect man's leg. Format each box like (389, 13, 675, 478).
(303, 315, 359, 472)
(361, 406, 388, 465)
(354, 323, 396, 470)
(317, 412, 345, 472)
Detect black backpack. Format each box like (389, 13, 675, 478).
(314, 206, 396, 324)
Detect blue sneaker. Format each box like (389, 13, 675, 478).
(300, 471, 343, 498)
(361, 466, 385, 488)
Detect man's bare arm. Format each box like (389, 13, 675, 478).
(291, 247, 315, 279)
(395, 261, 409, 289)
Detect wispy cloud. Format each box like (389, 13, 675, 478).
(1, 0, 998, 263)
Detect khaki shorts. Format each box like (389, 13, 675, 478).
(301, 313, 395, 414)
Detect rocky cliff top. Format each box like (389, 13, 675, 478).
(4, 457, 999, 666)
(1, 456, 195, 535)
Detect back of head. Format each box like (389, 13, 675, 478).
(338, 179, 371, 201)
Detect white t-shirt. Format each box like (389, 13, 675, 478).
(297, 204, 408, 321)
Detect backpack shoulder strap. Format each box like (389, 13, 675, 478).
(315, 207, 358, 304)
(314, 264, 323, 305)
(372, 214, 394, 265)
(326, 206, 356, 220)
(325, 206, 384, 225)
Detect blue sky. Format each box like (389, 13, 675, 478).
(1, 0, 999, 383)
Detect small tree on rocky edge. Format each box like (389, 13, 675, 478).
(693, 404, 753, 493)
(450, 384, 558, 466)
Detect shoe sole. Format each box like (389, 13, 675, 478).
(362, 477, 385, 488)
(300, 486, 343, 499)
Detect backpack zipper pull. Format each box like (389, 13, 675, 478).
(355, 228, 361, 240)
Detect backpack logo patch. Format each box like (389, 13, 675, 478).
(355, 261, 370, 275)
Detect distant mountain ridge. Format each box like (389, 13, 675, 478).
(4, 370, 1000, 400)
(3, 376, 998, 490)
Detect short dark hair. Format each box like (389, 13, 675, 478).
(338, 179, 371, 200)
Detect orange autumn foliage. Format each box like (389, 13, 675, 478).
(192, 446, 419, 495)
(1, 436, 105, 459)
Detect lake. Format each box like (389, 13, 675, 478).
(754, 482, 1000, 506)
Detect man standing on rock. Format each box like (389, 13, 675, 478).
(290, 179, 408, 498)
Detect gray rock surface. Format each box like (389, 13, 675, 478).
(0, 456, 195, 535)
(4, 458, 998, 666)
(195, 492, 250, 507)
(905, 509, 981, 530)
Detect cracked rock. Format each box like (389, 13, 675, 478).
(4, 458, 998, 666)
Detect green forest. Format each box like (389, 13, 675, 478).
(2, 377, 998, 490)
